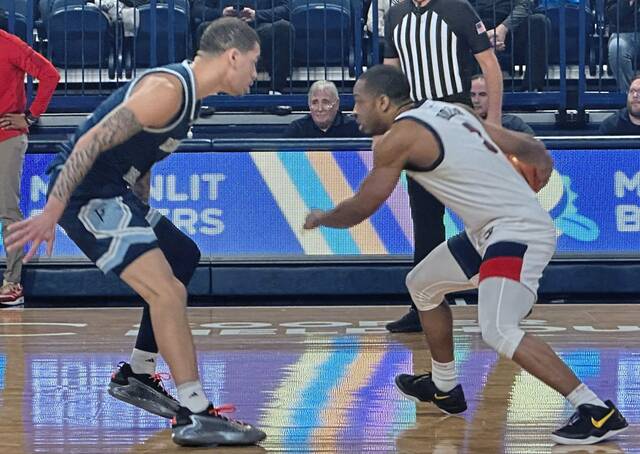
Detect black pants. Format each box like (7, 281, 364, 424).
(493, 14, 551, 91)
(256, 20, 295, 92)
(406, 93, 471, 310)
(135, 216, 201, 353)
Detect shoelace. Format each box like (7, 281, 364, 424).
(414, 373, 433, 383)
(562, 410, 582, 428)
(149, 372, 175, 398)
(209, 404, 249, 425)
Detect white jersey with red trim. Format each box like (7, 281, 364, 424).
(397, 100, 554, 249)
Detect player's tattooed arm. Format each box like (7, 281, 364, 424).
(50, 107, 143, 204)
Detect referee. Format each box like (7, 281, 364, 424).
(383, 0, 503, 332)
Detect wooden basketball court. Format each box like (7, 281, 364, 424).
(0, 304, 637, 453)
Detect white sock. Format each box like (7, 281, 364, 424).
(566, 383, 607, 409)
(177, 381, 209, 413)
(431, 359, 457, 393)
(129, 348, 158, 375)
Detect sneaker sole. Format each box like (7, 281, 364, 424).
(0, 296, 25, 306)
(172, 427, 267, 447)
(394, 377, 459, 416)
(108, 379, 179, 419)
(550, 425, 629, 445)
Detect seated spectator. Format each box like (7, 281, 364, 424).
(283, 80, 364, 138)
(471, 0, 550, 91)
(607, 0, 640, 92)
(365, 0, 389, 64)
(192, 0, 294, 93)
(471, 74, 534, 134)
(599, 74, 640, 134)
(94, 0, 139, 37)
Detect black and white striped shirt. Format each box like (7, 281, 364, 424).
(384, 0, 490, 102)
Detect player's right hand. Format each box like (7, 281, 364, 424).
(5, 213, 57, 262)
(304, 209, 325, 230)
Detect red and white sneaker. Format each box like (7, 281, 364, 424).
(0, 283, 24, 306)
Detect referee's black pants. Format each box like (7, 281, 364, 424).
(407, 93, 472, 311)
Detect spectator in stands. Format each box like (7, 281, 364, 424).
(471, 74, 535, 134)
(471, 0, 550, 91)
(0, 30, 59, 305)
(599, 74, 640, 134)
(192, 0, 294, 93)
(94, 0, 140, 37)
(365, 0, 389, 64)
(283, 80, 363, 138)
(607, 0, 640, 92)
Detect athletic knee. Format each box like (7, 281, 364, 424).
(146, 278, 188, 309)
(405, 270, 444, 312)
(479, 319, 524, 359)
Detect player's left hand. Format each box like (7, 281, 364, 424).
(5, 213, 57, 262)
(0, 113, 29, 130)
(304, 209, 325, 230)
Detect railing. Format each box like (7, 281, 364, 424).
(1, 0, 636, 111)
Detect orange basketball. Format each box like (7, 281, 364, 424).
(508, 155, 542, 192)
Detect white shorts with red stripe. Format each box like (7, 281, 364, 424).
(406, 226, 556, 311)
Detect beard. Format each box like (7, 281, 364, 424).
(628, 102, 640, 120)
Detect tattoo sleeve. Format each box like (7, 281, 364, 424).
(51, 107, 143, 204)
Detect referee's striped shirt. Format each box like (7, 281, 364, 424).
(384, 0, 490, 103)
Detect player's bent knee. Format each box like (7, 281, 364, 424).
(406, 275, 444, 312)
(146, 278, 188, 309)
(406, 271, 451, 311)
(479, 322, 525, 359)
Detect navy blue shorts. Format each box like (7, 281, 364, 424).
(59, 192, 164, 276)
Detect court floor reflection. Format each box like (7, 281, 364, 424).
(0, 305, 637, 453)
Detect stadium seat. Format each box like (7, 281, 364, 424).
(290, 0, 353, 66)
(127, 0, 190, 68)
(0, 0, 29, 41)
(47, 2, 114, 72)
(538, 1, 595, 66)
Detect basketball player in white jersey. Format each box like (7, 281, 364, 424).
(303, 65, 628, 445)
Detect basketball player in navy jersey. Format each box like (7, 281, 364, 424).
(304, 65, 627, 446)
(6, 18, 266, 447)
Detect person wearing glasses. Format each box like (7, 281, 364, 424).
(599, 74, 640, 134)
(283, 80, 365, 138)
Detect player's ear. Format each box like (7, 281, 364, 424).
(378, 95, 391, 112)
(228, 48, 240, 67)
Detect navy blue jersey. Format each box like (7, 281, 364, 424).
(48, 61, 200, 199)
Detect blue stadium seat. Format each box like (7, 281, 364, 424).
(290, 0, 352, 66)
(0, 0, 29, 41)
(128, 1, 190, 68)
(47, 2, 113, 69)
(538, 1, 594, 65)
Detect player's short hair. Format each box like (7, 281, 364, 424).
(630, 72, 640, 87)
(199, 17, 260, 56)
(471, 73, 484, 82)
(358, 65, 411, 105)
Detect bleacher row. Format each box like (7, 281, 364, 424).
(0, 0, 356, 75)
(0, 0, 635, 110)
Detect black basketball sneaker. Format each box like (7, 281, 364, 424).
(551, 400, 628, 445)
(395, 372, 467, 414)
(108, 362, 180, 419)
(171, 404, 267, 447)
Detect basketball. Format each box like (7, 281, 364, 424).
(508, 155, 542, 192)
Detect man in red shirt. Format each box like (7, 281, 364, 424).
(0, 30, 59, 305)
